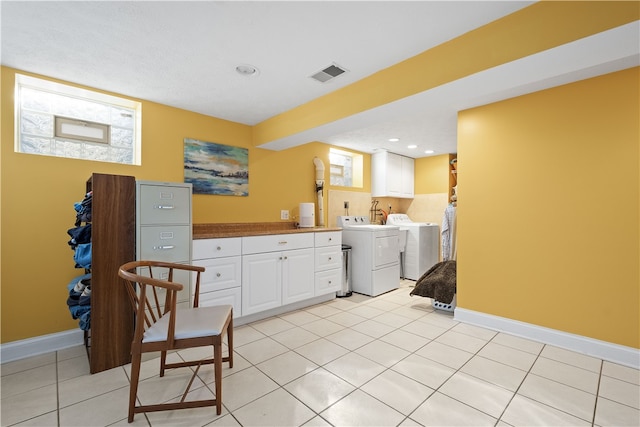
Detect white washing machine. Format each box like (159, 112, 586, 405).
(337, 216, 400, 296)
(386, 214, 439, 281)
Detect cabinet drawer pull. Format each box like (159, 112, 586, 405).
(216, 272, 221, 277)
(153, 245, 175, 250)
(155, 205, 175, 210)
(216, 246, 222, 251)
(278, 241, 287, 245)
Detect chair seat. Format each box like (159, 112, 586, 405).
(143, 305, 232, 343)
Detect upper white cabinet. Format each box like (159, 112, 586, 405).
(371, 151, 414, 198)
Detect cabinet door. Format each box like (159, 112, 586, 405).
(137, 265, 191, 307)
(315, 245, 342, 272)
(315, 268, 341, 295)
(197, 287, 242, 318)
(193, 256, 241, 293)
(401, 156, 415, 198)
(282, 248, 315, 305)
(386, 152, 403, 197)
(242, 252, 281, 315)
(139, 225, 190, 262)
(138, 183, 191, 225)
(192, 237, 241, 260)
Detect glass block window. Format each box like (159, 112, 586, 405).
(15, 74, 141, 165)
(330, 148, 363, 188)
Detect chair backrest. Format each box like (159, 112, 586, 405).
(118, 260, 204, 348)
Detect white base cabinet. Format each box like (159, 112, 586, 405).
(192, 237, 242, 317)
(193, 230, 342, 320)
(314, 231, 342, 294)
(242, 233, 315, 316)
(241, 251, 281, 315)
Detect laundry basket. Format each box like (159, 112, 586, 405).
(432, 294, 456, 312)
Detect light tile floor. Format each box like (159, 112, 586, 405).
(2, 280, 639, 426)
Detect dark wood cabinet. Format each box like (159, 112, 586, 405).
(86, 173, 136, 373)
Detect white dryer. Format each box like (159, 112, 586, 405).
(337, 216, 399, 296)
(386, 214, 439, 280)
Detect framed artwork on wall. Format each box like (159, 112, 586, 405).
(184, 138, 249, 196)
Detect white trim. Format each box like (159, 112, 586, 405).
(0, 294, 336, 364)
(1, 329, 85, 364)
(455, 308, 640, 369)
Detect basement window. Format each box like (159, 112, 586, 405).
(55, 117, 110, 144)
(15, 74, 141, 165)
(329, 148, 363, 188)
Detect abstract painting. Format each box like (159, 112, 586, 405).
(184, 138, 249, 196)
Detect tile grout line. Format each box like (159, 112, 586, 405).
(491, 339, 545, 425)
(591, 359, 604, 427)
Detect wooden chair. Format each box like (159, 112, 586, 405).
(118, 260, 233, 423)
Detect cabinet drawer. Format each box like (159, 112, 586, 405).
(196, 287, 241, 318)
(315, 246, 342, 271)
(315, 231, 341, 248)
(139, 225, 190, 262)
(136, 265, 191, 306)
(193, 256, 241, 292)
(242, 233, 314, 255)
(138, 183, 191, 225)
(193, 237, 241, 260)
(315, 268, 341, 295)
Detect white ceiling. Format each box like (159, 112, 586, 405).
(1, 1, 638, 159)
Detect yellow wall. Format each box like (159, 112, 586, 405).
(457, 68, 639, 348)
(415, 154, 452, 195)
(0, 67, 349, 342)
(2, 1, 639, 350)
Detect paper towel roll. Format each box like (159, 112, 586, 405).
(299, 203, 315, 228)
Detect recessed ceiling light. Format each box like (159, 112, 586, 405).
(425, 150, 435, 154)
(236, 64, 259, 76)
(388, 138, 399, 142)
(408, 145, 417, 149)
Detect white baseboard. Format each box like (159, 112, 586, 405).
(1, 329, 85, 364)
(0, 294, 336, 364)
(454, 308, 640, 369)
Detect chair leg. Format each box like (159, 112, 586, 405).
(160, 350, 167, 377)
(214, 340, 223, 415)
(227, 318, 234, 368)
(128, 352, 142, 423)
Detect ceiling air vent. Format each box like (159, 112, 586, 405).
(310, 63, 348, 83)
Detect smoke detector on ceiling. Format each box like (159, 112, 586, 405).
(310, 63, 348, 83)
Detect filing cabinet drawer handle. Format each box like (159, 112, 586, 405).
(155, 205, 175, 210)
(153, 245, 175, 250)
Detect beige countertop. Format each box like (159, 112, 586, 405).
(193, 222, 342, 239)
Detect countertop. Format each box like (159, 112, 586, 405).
(193, 222, 342, 239)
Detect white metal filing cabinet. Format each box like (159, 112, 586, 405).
(136, 181, 192, 308)
(192, 237, 242, 317)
